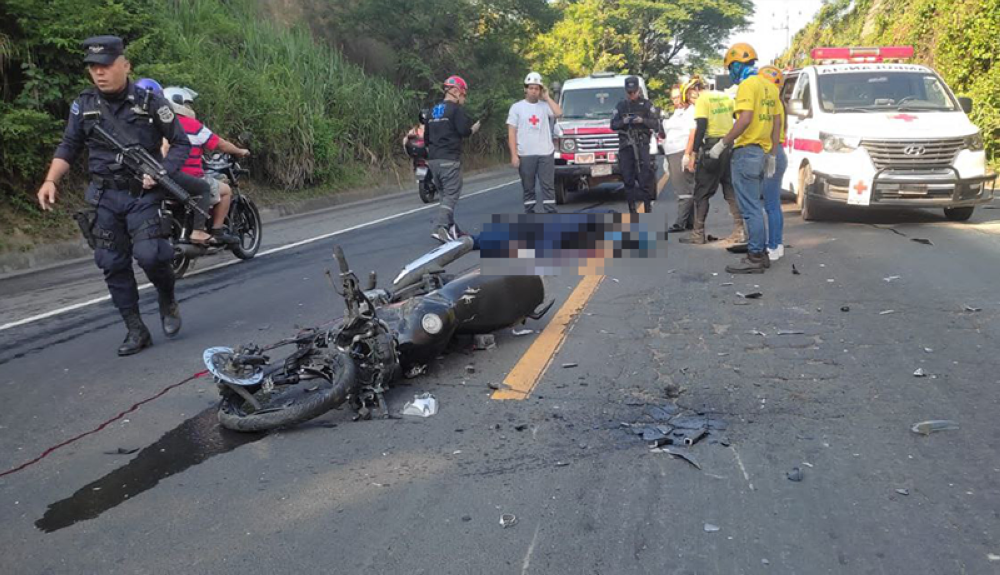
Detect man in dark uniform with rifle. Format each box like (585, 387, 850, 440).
(36, 35, 203, 356)
(611, 76, 660, 215)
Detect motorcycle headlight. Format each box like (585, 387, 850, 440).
(820, 132, 860, 153)
(421, 313, 444, 335)
(560, 138, 577, 153)
(964, 131, 984, 151)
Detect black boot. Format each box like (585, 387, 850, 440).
(158, 289, 182, 338)
(643, 200, 653, 213)
(627, 200, 638, 215)
(118, 307, 152, 356)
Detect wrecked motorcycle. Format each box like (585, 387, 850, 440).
(203, 238, 553, 432)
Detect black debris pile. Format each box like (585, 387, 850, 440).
(619, 403, 730, 458)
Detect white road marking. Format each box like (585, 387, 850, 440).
(520, 523, 542, 575)
(0, 179, 517, 332)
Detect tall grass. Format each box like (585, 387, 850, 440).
(135, 0, 413, 189)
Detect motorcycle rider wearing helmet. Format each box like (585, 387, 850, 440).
(611, 76, 660, 214)
(708, 42, 781, 274)
(507, 71, 563, 214)
(161, 85, 249, 246)
(36, 37, 190, 356)
(426, 75, 481, 243)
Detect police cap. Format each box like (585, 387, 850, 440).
(624, 76, 640, 92)
(82, 36, 125, 66)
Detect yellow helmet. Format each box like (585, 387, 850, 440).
(724, 43, 758, 68)
(758, 65, 783, 86)
(680, 78, 703, 105)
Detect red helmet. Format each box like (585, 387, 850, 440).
(443, 75, 468, 93)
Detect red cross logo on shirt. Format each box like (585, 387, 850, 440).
(889, 114, 918, 122)
(853, 180, 868, 195)
(529, 115, 540, 127)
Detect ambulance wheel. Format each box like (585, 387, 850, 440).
(797, 165, 819, 221)
(555, 179, 568, 205)
(944, 207, 974, 221)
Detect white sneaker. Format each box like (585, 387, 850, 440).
(767, 244, 784, 261)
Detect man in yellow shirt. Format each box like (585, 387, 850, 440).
(707, 42, 781, 273)
(678, 79, 744, 245)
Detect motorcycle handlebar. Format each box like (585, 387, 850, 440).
(333, 245, 350, 274)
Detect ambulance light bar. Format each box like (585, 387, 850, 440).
(811, 46, 914, 63)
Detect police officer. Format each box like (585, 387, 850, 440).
(36, 36, 192, 356)
(611, 76, 660, 214)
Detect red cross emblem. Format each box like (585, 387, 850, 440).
(529, 115, 540, 127)
(889, 114, 917, 122)
(853, 180, 868, 195)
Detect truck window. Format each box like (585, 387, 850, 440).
(780, 75, 797, 105)
(793, 74, 811, 110)
(816, 72, 958, 112)
(561, 88, 628, 120)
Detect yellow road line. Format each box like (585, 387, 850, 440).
(492, 202, 646, 400)
(492, 274, 604, 400)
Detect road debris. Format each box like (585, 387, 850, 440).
(500, 514, 517, 528)
(911, 238, 933, 246)
(465, 365, 476, 374)
(895, 488, 910, 496)
(103, 447, 139, 455)
(488, 381, 511, 391)
(512, 328, 535, 336)
(988, 554, 1000, 562)
(913, 368, 927, 377)
(554, 461, 570, 467)
(924, 347, 933, 353)
(802, 462, 814, 468)
(883, 275, 901, 282)
(750, 329, 767, 337)
(840, 306, 850, 312)
(402, 393, 438, 417)
(720, 282, 734, 286)
(462, 515, 472, 522)
(737, 291, 763, 299)
(473, 334, 497, 350)
(404, 364, 427, 379)
(963, 305, 982, 312)
(703, 523, 720, 533)
(911, 420, 959, 435)
(879, 309, 895, 315)
(777, 329, 805, 335)
(787, 467, 804, 482)
(562, 362, 578, 368)
(792, 264, 800, 275)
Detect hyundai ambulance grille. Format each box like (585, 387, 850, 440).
(575, 133, 619, 151)
(861, 138, 964, 170)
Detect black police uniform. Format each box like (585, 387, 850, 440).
(610, 79, 660, 213)
(54, 36, 191, 354)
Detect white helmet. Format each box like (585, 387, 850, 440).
(163, 86, 199, 118)
(524, 72, 543, 87)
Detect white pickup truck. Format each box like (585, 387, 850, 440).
(781, 46, 997, 221)
(552, 72, 661, 204)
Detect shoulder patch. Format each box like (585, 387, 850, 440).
(71, 101, 80, 116)
(157, 105, 175, 123)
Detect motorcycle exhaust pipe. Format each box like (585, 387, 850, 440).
(175, 243, 208, 258)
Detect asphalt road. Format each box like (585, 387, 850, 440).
(2, 168, 1000, 574)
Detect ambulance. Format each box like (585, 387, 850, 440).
(780, 46, 996, 221)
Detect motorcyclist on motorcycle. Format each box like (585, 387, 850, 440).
(160, 85, 249, 245)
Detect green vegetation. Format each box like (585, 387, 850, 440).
(780, 0, 999, 163)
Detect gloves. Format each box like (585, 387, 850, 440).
(708, 140, 726, 160)
(682, 154, 691, 168)
(764, 154, 777, 178)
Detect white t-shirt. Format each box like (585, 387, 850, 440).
(507, 100, 556, 157)
(661, 106, 695, 156)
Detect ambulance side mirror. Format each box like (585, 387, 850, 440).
(957, 97, 973, 114)
(788, 99, 809, 118)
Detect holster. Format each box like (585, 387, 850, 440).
(73, 208, 99, 250)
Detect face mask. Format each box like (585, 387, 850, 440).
(729, 62, 758, 85)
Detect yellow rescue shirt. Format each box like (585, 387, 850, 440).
(734, 75, 779, 153)
(693, 90, 735, 139)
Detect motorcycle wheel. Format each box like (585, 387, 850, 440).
(418, 179, 436, 204)
(230, 196, 263, 260)
(166, 215, 191, 279)
(217, 349, 357, 432)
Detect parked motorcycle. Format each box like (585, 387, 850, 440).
(202, 239, 554, 432)
(404, 133, 437, 204)
(167, 153, 263, 278)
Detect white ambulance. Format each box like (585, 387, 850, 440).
(780, 46, 996, 221)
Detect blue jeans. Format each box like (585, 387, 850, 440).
(730, 145, 767, 254)
(762, 145, 788, 250)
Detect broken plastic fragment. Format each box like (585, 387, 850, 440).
(840, 306, 850, 312)
(964, 305, 982, 312)
(562, 362, 578, 368)
(883, 275, 900, 282)
(913, 368, 927, 377)
(512, 328, 535, 336)
(777, 329, 804, 335)
(911, 420, 959, 435)
(704, 523, 720, 533)
(911, 238, 933, 246)
(792, 264, 800, 275)
(787, 467, 804, 482)
(404, 364, 427, 379)
(500, 514, 517, 528)
(664, 446, 702, 470)
(879, 310, 895, 315)
(402, 393, 438, 417)
(895, 488, 909, 496)
(473, 334, 497, 350)
(737, 291, 763, 299)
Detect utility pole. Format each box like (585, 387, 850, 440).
(772, 3, 803, 59)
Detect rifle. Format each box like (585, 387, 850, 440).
(85, 113, 210, 219)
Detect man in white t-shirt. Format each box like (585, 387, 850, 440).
(507, 72, 562, 213)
